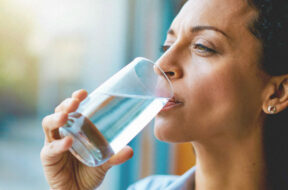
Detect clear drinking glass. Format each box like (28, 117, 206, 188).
(59, 57, 173, 167)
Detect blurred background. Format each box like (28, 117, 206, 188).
(0, 0, 195, 189)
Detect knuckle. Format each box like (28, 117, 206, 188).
(64, 98, 73, 107)
(42, 113, 66, 135)
(49, 142, 55, 150)
(61, 99, 70, 108)
(72, 89, 81, 97)
(42, 115, 51, 129)
(71, 98, 80, 107)
(40, 146, 48, 160)
(47, 141, 56, 154)
(58, 112, 68, 122)
(65, 98, 73, 103)
(59, 98, 70, 108)
(55, 99, 69, 111)
(65, 99, 80, 112)
(54, 106, 60, 112)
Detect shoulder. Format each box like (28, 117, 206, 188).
(127, 175, 179, 190)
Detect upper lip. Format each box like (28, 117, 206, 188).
(168, 96, 183, 104)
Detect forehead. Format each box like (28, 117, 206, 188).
(171, 0, 257, 36)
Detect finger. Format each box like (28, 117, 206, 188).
(72, 89, 88, 101)
(42, 112, 68, 143)
(54, 89, 87, 113)
(102, 146, 134, 171)
(55, 98, 80, 113)
(40, 136, 73, 164)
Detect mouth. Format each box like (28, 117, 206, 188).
(160, 97, 183, 112)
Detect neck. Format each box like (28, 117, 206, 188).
(192, 126, 269, 190)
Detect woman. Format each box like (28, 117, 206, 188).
(41, 0, 288, 189)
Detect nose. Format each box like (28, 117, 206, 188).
(155, 50, 183, 81)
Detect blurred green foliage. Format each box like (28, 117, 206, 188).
(0, 0, 38, 116)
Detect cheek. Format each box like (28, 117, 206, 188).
(154, 60, 263, 142)
(187, 64, 237, 113)
(154, 64, 240, 142)
(184, 63, 247, 134)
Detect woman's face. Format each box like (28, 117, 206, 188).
(154, 0, 269, 143)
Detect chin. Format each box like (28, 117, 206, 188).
(154, 116, 199, 143)
(154, 117, 182, 143)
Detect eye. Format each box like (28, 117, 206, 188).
(193, 43, 216, 55)
(160, 45, 170, 53)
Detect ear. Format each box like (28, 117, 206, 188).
(262, 76, 288, 114)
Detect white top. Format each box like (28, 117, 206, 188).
(127, 167, 196, 190)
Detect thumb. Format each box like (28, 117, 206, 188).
(101, 146, 134, 171)
(40, 136, 73, 164)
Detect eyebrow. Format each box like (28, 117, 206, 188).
(168, 25, 230, 39)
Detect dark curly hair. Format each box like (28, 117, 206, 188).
(248, 0, 288, 189)
(248, 0, 288, 76)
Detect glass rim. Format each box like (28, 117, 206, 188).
(134, 57, 174, 99)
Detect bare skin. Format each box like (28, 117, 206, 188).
(154, 0, 288, 190)
(41, 0, 288, 189)
(40, 89, 133, 190)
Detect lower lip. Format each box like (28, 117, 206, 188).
(160, 101, 182, 112)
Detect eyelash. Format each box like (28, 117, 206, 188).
(160, 44, 217, 55)
(193, 43, 216, 54)
(160, 45, 170, 53)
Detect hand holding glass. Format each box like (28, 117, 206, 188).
(59, 57, 173, 167)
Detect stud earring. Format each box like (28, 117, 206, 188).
(268, 105, 277, 114)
